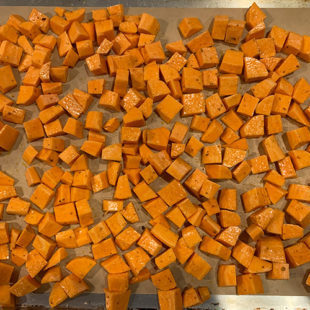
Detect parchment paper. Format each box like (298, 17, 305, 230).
(1, 6, 310, 297)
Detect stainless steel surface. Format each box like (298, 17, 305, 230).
(2, 0, 310, 8)
(19, 293, 310, 309)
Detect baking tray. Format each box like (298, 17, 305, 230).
(0, 3, 310, 310)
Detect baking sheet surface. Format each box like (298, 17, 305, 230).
(1, 6, 310, 299)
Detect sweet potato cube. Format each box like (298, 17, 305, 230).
(277, 156, 296, 179)
(30, 183, 54, 210)
(286, 126, 310, 150)
(244, 255, 272, 274)
(249, 155, 269, 174)
(91, 171, 109, 193)
(184, 253, 211, 280)
(218, 264, 236, 287)
(201, 119, 224, 143)
(0, 65, 17, 93)
(137, 228, 162, 256)
(172, 237, 194, 265)
(202, 199, 220, 216)
(218, 74, 238, 97)
(148, 150, 172, 175)
(114, 174, 132, 200)
(142, 41, 166, 64)
(124, 247, 150, 276)
(282, 224, 303, 240)
(158, 180, 187, 207)
(0, 124, 18, 151)
(88, 220, 111, 244)
(246, 2, 266, 29)
(166, 158, 191, 182)
(157, 288, 182, 310)
(211, 15, 229, 40)
(200, 235, 231, 260)
(244, 57, 268, 82)
(10, 275, 40, 297)
(202, 69, 218, 89)
(241, 39, 259, 57)
(240, 115, 264, 138)
(38, 213, 63, 238)
(165, 206, 185, 228)
(257, 38, 276, 58)
(133, 181, 157, 202)
(66, 256, 96, 280)
(201, 145, 221, 165)
(286, 200, 310, 228)
(146, 79, 170, 102)
(178, 17, 203, 38)
(6, 197, 30, 216)
(181, 67, 203, 93)
(60, 274, 88, 298)
(171, 143, 185, 158)
(196, 46, 219, 69)
(187, 53, 199, 69)
(265, 182, 287, 204)
(151, 268, 176, 291)
(32, 234, 56, 261)
(150, 223, 178, 248)
(225, 20, 245, 45)
(0, 40, 23, 67)
(242, 187, 270, 212)
(266, 262, 289, 280)
(107, 272, 129, 293)
(181, 92, 205, 117)
(0, 222, 9, 245)
(155, 248, 176, 270)
(205, 93, 226, 119)
(182, 287, 201, 308)
(252, 79, 276, 100)
(263, 170, 285, 187)
(105, 212, 127, 237)
(215, 226, 241, 247)
(186, 30, 214, 53)
(119, 203, 138, 224)
(0, 262, 14, 285)
(87, 79, 105, 95)
(285, 242, 310, 267)
(102, 144, 122, 162)
(137, 13, 160, 35)
(199, 179, 220, 200)
(300, 35, 310, 62)
(86, 54, 107, 75)
(155, 95, 182, 123)
(91, 237, 116, 260)
(181, 225, 201, 248)
(232, 240, 255, 268)
(282, 31, 302, 55)
(115, 226, 140, 251)
(184, 136, 203, 157)
(41, 265, 62, 284)
(220, 50, 244, 75)
(169, 122, 188, 144)
(257, 236, 286, 263)
(189, 207, 206, 226)
(139, 165, 157, 185)
(275, 54, 300, 77)
(265, 114, 282, 135)
(237, 274, 263, 295)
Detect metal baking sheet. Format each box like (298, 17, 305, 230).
(1, 4, 310, 309)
